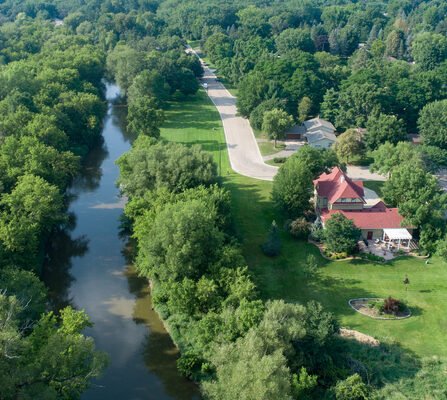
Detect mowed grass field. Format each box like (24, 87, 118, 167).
(160, 89, 447, 358)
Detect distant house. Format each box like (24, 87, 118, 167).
(314, 167, 413, 243)
(285, 117, 336, 148)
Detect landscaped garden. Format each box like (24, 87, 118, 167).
(161, 89, 447, 359)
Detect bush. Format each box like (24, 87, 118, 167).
(273, 157, 287, 164)
(289, 217, 311, 239)
(360, 253, 385, 263)
(383, 297, 404, 315)
(177, 351, 205, 380)
(334, 373, 370, 400)
(262, 220, 281, 257)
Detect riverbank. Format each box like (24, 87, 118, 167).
(43, 83, 200, 400)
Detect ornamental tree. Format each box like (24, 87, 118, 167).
(323, 213, 360, 255)
(262, 108, 293, 147)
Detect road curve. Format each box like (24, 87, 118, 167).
(187, 47, 278, 181)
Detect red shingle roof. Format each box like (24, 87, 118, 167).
(313, 167, 365, 204)
(320, 202, 406, 229)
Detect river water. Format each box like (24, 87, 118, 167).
(42, 84, 200, 400)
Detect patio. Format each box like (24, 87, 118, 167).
(359, 235, 417, 260)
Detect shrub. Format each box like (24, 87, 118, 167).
(289, 217, 311, 239)
(383, 297, 403, 315)
(177, 351, 205, 379)
(334, 373, 370, 400)
(262, 220, 281, 257)
(273, 157, 287, 164)
(360, 253, 385, 263)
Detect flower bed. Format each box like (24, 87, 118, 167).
(348, 298, 411, 320)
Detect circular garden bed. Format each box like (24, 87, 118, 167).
(349, 297, 411, 320)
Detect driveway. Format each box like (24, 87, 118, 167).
(346, 165, 386, 181)
(187, 46, 278, 181)
(187, 46, 386, 183)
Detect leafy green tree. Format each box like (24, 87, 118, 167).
(291, 146, 339, 178)
(0, 301, 107, 400)
(0, 174, 65, 262)
(203, 331, 293, 400)
(275, 28, 315, 54)
(249, 98, 286, 130)
(365, 113, 407, 150)
(371, 142, 421, 176)
(204, 32, 233, 66)
(262, 108, 293, 147)
(334, 374, 370, 400)
(106, 44, 146, 93)
(0, 267, 46, 322)
(334, 129, 365, 163)
(0, 136, 79, 191)
(128, 70, 170, 105)
(418, 99, 447, 149)
(117, 136, 217, 198)
(134, 198, 223, 281)
(236, 71, 271, 117)
(127, 95, 165, 138)
(382, 163, 447, 228)
(297, 96, 312, 124)
(336, 83, 385, 129)
(385, 30, 406, 59)
(320, 88, 339, 124)
(411, 32, 447, 71)
(262, 220, 281, 257)
(272, 156, 314, 218)
(323, 213, 360, 255)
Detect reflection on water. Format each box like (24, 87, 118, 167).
(42, 83, 200, 400)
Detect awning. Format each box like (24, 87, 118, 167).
(383, 228, 412, 240)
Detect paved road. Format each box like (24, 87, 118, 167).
(187, 46, 386, 183)
(188, 47, 278, 181)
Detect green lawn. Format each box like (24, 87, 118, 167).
(363, 180, 385, 198)
(160, 89, 447, 359)
(258, 141, 286, 157)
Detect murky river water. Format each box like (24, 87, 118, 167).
(42, 84, 200, 400)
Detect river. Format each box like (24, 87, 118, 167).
(42, 83, 200, 400)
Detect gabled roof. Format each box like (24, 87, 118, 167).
(320, 202, 407, 230)
(303, 118, 336, 132)
(314, 167, 365, 203)
(286, 124, 306, 135)
(305, 130, 337, 144)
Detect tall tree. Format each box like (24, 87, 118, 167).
(411, 32, 447, 71)
(334, 129, 365, 163)
(418, 99, 447, 149)
(365, 113, 407, 150)
(127, 95, 165, 138)
(262, 108, 293, 147)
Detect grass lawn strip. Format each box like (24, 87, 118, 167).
(160, 89, 447, 358)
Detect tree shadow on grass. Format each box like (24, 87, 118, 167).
(333, 335, 422, 389)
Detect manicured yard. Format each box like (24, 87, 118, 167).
(258, 141, 286, 156)
(363, 180, 385, 198)
(160, 89, 447, 359)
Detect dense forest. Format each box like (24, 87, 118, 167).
(0, 0, 446, 399)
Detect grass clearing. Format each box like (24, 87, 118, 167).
(363, 180, 385, 198)
(160, 89, 447, 359)
(258, 141, 286, 156)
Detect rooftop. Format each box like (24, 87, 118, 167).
(305, 130, 337, 144)
(314, 167, 365, 204)
(320, 202, 407, 230)
(303, 117, 336, 132)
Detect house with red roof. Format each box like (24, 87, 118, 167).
(314, 167, 413, 242)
